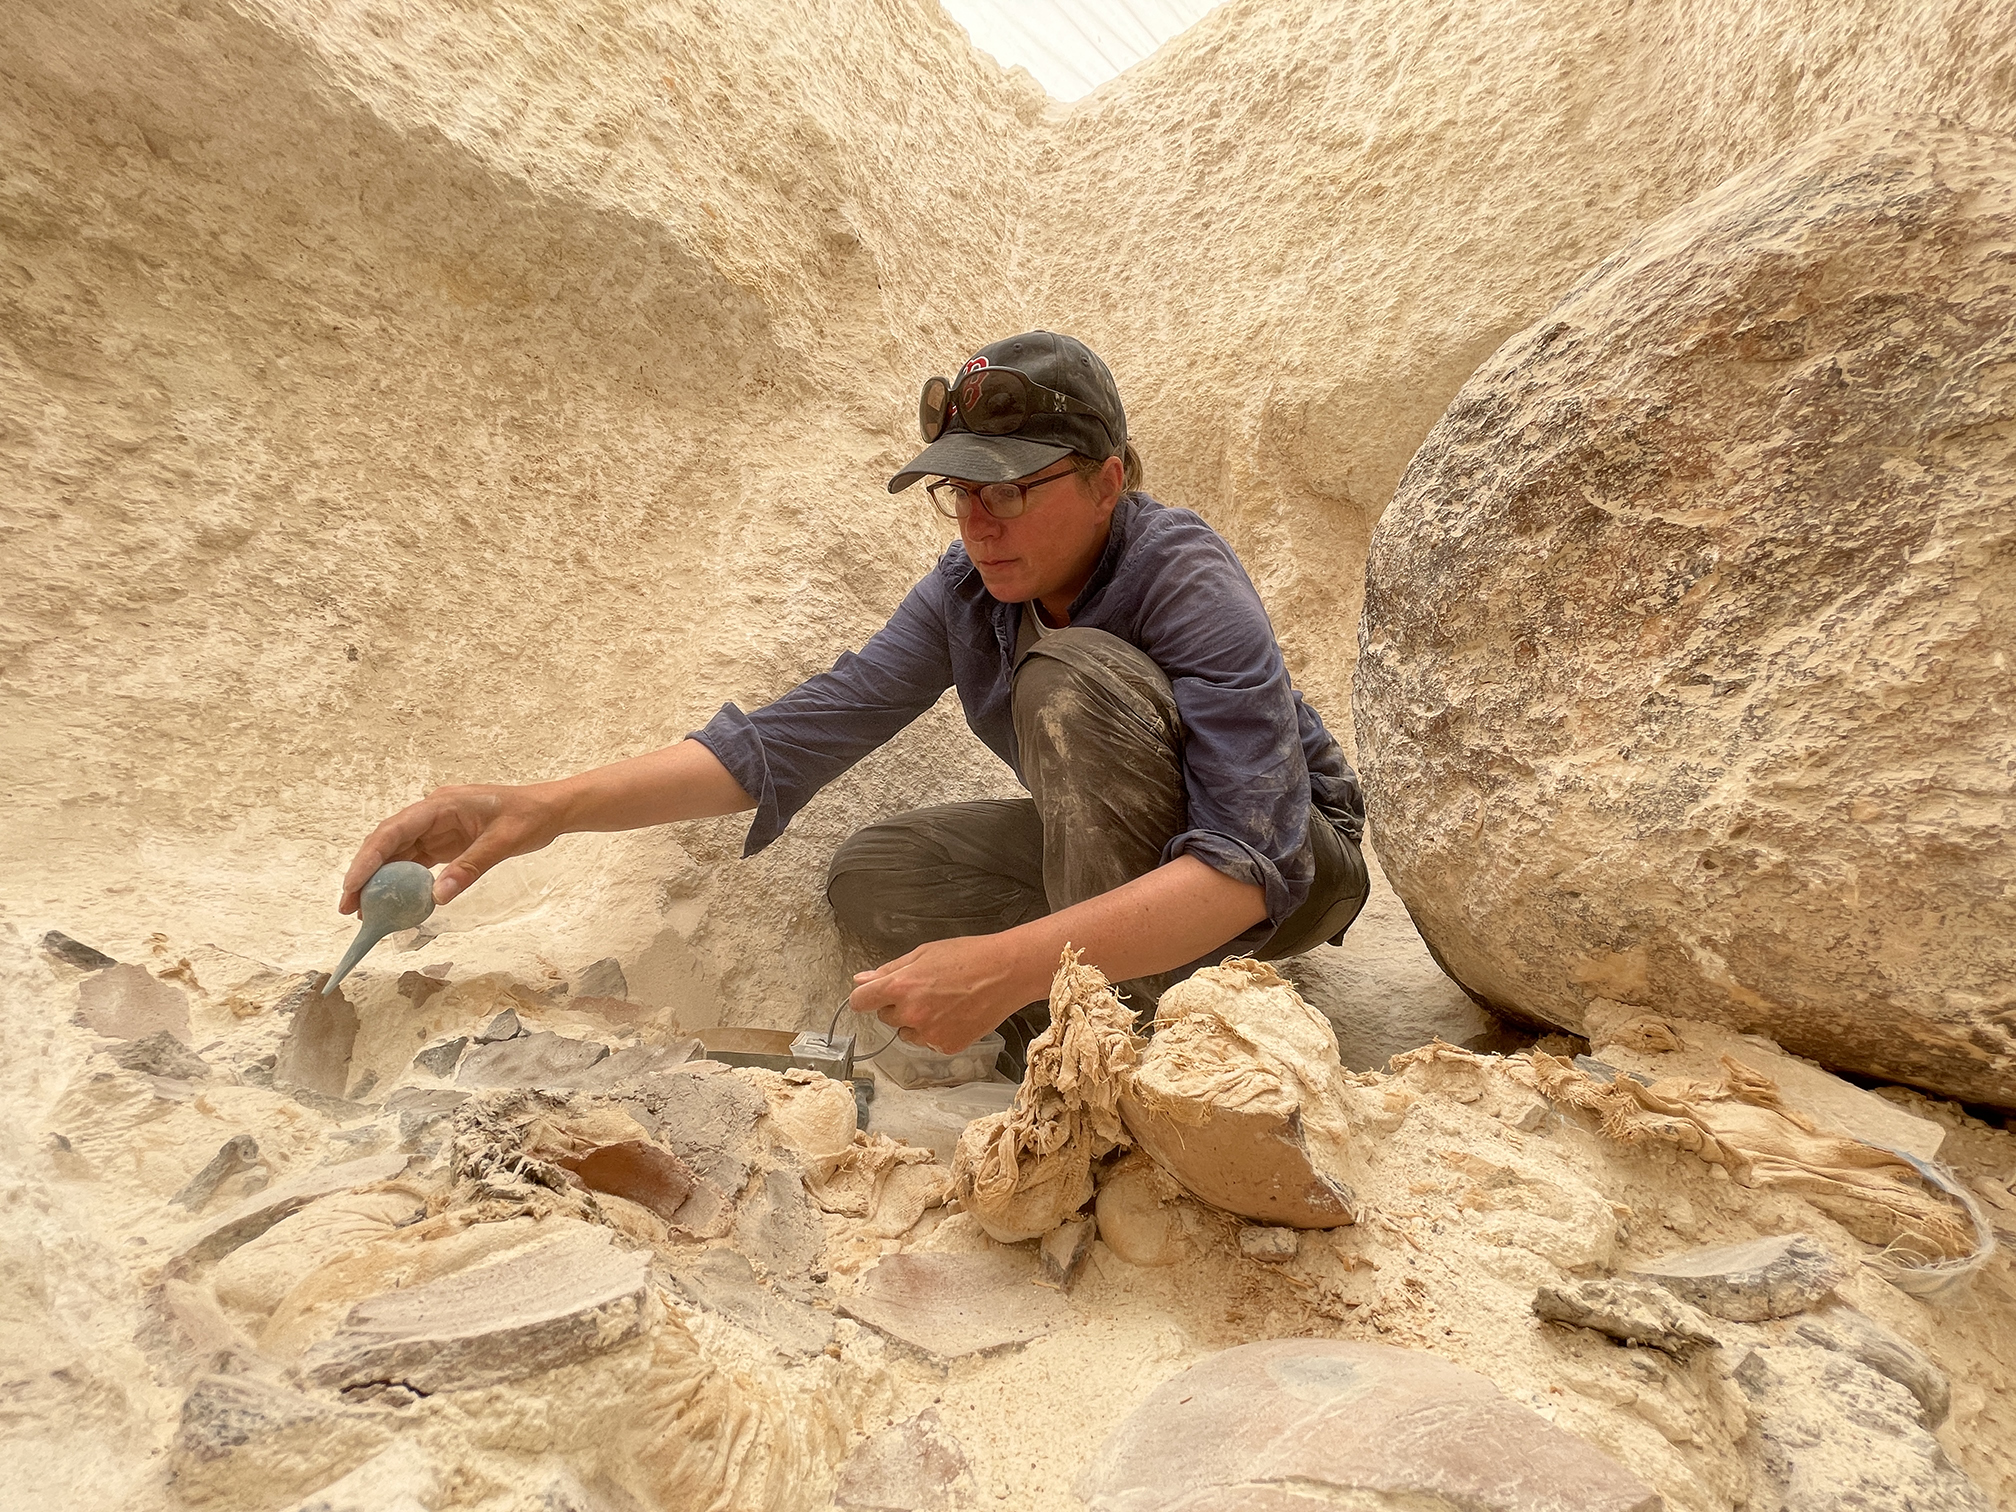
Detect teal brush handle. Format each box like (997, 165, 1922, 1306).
(324, 861, 436, 994)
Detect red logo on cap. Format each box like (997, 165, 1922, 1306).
(959, 356, 990, 378)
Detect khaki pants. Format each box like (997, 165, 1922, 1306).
(827, 627, 1367, 1064)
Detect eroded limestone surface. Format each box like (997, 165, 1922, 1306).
(1356, 121, 2016, 1106)
(1077, 1339, 1664, 1512)
(7, 1, 2016, 1509)
(301, 1223, 653, 1393)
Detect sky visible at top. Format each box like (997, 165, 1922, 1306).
(940, 0, 1226, 101)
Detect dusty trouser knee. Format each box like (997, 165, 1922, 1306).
(823, 628, 1190, 1053)
(825, 799, 1051, 1076)
(1014, 627, 1371, 1003)
(828, 625, 1371, 1037)
(826, 798, 1049, 965)
(1013, 628, 1188, 927)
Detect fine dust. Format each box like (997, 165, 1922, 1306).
(11, 925, 2014, 1511)
(7, 1, 2016, 1508)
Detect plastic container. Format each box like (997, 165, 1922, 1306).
(866, 1079, 1017, 1162)
(877, 1030, 1005, 1090)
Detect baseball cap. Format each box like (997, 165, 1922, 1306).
(888, 331, 1128, 493)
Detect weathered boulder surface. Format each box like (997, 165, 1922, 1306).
(1355, 121, 2016, 1107)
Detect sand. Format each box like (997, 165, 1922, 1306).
(7, 930, 2014, 1510)
(7, 0, 2016, 1506)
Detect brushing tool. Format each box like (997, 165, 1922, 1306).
(324, 861, 436, 994)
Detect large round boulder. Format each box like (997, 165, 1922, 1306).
(1354, 121, 2016, 1107)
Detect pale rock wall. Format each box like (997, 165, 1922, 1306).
(1028, 0, 2016, 731)
(1, 0, 1037, 1025)
(4, 0, 2015, 1046)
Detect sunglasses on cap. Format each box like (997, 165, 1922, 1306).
(918, 366, 1112, 443)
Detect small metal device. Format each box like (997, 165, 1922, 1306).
(789, 1031, 856, 1081)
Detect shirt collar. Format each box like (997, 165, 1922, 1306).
(1068, 491, 1149, 619)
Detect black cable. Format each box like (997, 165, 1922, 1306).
(828, 994, 902, 1063)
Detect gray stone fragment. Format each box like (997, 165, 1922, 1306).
(288, 1088, 374, 1120)
(396, 970, 450, 1007)
(173, 1152, 409, 1266)
(1238, 1225, 1301, 1263)
(169, 1375, 392, 1509)
(671, 1246, 834, 1358)
(108, 1030, 211, 1080)
(1794, 1307, 1950, 1427)
(77, 963, 192, 1044)
(303, 1224, 651, 1392)
(1573, 1054, 1650, 1087)
(838, 1249, 1066, 1360)
(734, 1168, 825, 1278)
(1040, 1214, 1098, 1289)
(171, 1134, 261, 1212)
(835, 1408, 970, 1511)
(1631, 1232, 1845, 1321)
(333, 1382, 422, 1407)
(411, 1036, 469, 1078)
(456, 1031, 608, 1089)
(1281, 922, 1509, 1074)
(1533, 1278, 1721, 1355)
(573, 957, 628, 1000)
(1076, 1339, 1662, 1512)
(274, 982, 360, 1098)
(477, 1007, 522, 1042)
(619, 1066, 767, 1197)
(273, 973, 331, 1015)
(864, 1079, 1017, 1163)
(556, 1039, 699, 1092)
(1732, 1344, 1992, 1511)
(384, 1086, 468, 1141)
(40, 930, 116, 971)
(327, 1124, 393, 1153)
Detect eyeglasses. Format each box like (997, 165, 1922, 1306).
(919, 366, 1111, 443)
(927, 461, 1081, 521)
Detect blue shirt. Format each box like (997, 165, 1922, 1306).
(692, 493, 1364, 926)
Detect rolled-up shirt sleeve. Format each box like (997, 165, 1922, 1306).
(691, 577, 954, 856)
(1134, 520, 1317, 926)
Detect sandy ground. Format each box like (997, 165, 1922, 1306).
(6, 2, 2016, 1508)
(4, 918, 2012, 1511)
